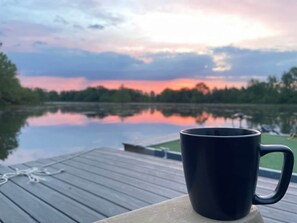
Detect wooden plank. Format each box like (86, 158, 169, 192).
(6, 165, 105, 223)
(262, 217, 285, 223)
(75, 155, 186, 188)
(3, 147, 295, 223)
(258, 176, 297, 189)
(256, 187, 297, 205)
(0, 192, 36, 223)
(49, 158, 183, 198)
(257, 177, 297, 196)
(96, 147, 184, 168)
(94, 148, 184, 172)
(0, 168, 75, 223)
(256, 185, 297, 204)
(44, 148, 184, 180)
(51, 162, 170, 204)
(31, 158, 168, 203)
(259, 205, 297, 223)
(24, 160, 149, 211)
(70, 157, 187, 193)
(256, 193, 297, 214)
(83, 152, 185, 179)
(22, 162, 130, 217)
(100, 147, 183, 166)
(81, 154, 185, 184)
(89, 150, 185, 176)
(67, 157, 186, 194)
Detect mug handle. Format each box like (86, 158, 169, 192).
(253, 145, 294, 205)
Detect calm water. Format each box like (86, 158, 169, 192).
(0, 103, 296, 165)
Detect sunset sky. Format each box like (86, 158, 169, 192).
(1, 0, 297, 93)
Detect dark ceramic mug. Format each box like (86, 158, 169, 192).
(180, 127, 294, 221)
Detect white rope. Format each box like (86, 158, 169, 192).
(0, 148, 96, 186)
(0, 167, 64, 186)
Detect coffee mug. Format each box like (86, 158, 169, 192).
(180, 127, 294, 221)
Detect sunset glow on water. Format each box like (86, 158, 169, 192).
(1, 103, 296, 165)
(26, 110, 228, 126)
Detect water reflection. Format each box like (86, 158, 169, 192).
(0, 103, 296, 164)
(0, 109, 46, 161)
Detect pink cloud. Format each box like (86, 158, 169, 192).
(179, 1, 297, 27)
(19, 75, 89, 92)
(163, 1, 297, 50)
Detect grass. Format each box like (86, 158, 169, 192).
(152, 134, 297, 173)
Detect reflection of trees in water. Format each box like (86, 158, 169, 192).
(0, 112, 22, 160)
(0, 108, 46, 161)
(244, 107, 297, 134)
(195, 112, 209, 125)
(154, 104, 297, 134)
(67, 103, 296, 133)
(1, 103, 296, 162)
(58, 103, 152, 120)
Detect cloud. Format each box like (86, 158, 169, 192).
(88, 24, 105, 30)
(0, 0, 126, 52)
(7, 48, 214, 80)
(0, 20, 62, 51)
(32, 41, 48, 47)
(7, 48, 143, 79)
(213, 46, 297, 79)
(0, 0, 20, 7)
(7, 46, 297, 82)
(54, 15, 68, 24)
(73, 24, 84, 30)
(165, 1, 297, 50)
(2, 0, 297, 53)
(92, 11, 125, 26)
(139, 52, 214, 79)
(19, 75, 88, 92)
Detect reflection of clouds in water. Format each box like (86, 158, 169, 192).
(16, 123, 190, 164)
(27, 111, 89, 126)
(27, 109, 210, 127)
(1, 104, 296, 165)
(0, 148, 52, 165)
(0, 146, 87, 165)
(121, 124, 188, 144)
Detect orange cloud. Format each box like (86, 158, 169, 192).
(19, 75, 245, 93)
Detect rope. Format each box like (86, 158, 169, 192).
(0, 167, 64, 186)
(0, 148, 96, 186)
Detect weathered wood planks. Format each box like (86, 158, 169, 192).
(0, 148, 296, 223)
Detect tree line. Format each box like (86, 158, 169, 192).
(0, 44, 41, 104)
(27, 67, 297, 104)
(1, 46, 297, 104)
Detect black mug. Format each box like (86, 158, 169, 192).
(180, 127, 294, 221)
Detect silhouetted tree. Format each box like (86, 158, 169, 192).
(0, 44, 41, 104)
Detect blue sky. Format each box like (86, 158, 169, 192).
(1, 0, 297, 91)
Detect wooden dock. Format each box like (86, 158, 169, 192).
(0, 148, 296, 223)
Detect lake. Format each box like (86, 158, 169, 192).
(0, 103, 296, 165)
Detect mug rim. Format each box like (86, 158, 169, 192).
(180, 127, 261, 138)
